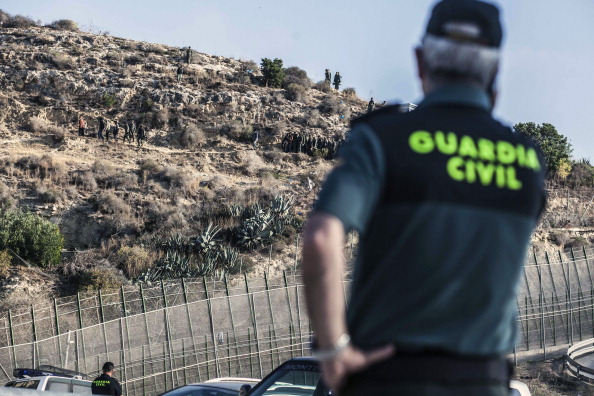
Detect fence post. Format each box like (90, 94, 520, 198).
(120, 286, 132, 352)
(223, 276, 240, 375)
(98, 289, 109, 360)
(120, 319, 128, 396)
(162, 280, 176, 389)
(295, 286, 305, 356)
(203, 277, 221, 377)
(244, 274, 263, 378)
(283, 271, 295, 360)
(31, 305, 37, 368)
(182, 278, 200, 377)
(264, 272, 280, 365)
(563, 251, 574, 344)
(8, 310, 17, 367)
(525, 296, 529, 351)
(53, 298, 63, 367)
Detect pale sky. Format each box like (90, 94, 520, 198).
(2, 0, 593, 161)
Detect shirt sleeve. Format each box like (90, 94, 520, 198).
(313, 123, 385, 233)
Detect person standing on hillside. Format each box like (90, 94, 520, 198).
(302, 1, 546, 395)
(333, 72, 341, 90)
(367, 97, 375, 113)
(185, 46, 192, 64)
(325, 69, 331, 85)
(97, 117, 106, 142)
(91, 362, 122, 396)
(78, 115, 86, 136)
(136, 123, 146, 147)
(176, 64, 184, 83)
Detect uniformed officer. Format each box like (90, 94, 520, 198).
(333, 72, 341, 90)
(325, 69, 331, 84)
(302, 1, 546, 395)
(367, 97, 375, 113)
(91, 362, 122, 396)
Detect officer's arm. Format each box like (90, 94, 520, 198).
(303, 213, 347, 350)
(302, 124, 384, 350)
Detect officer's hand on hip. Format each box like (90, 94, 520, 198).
(321, 343, 395, 393)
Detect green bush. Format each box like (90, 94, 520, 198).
(77, 268, 125, 292)
(102, 93, 117, 108)
(261, 58, 285, 88)
(0, 209, 64, 267)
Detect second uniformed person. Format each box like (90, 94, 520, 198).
(91, 362, 122, 396)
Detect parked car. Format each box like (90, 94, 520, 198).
(4, 365, 92, 394)
(247, 357, 330, 396)
(158, 377, 260, 396)
(247, 357, 530, 396)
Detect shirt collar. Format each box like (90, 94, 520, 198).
(417, 85, 492, 112)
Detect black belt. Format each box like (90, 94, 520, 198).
(349, 351, 512, 384)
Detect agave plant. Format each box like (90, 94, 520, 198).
(270, 195, 294, 217)
(193, 223, 221, 254)
(138, 251, 193, 282)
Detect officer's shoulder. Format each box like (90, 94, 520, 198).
(350, 104, 404, 127)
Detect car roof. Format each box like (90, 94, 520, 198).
(204, 377, 260, 384)
(171, 382, 251, 392)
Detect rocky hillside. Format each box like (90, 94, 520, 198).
(0, 24, 592, 307)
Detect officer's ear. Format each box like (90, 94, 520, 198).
(415, 47, 424, 79)
(415, 47, 429, 93)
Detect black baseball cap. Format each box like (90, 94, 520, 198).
(425, 0, 502, 48)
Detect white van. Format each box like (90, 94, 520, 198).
(4, 366, 92, 394)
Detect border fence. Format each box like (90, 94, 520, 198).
(0, 246, 593, 394)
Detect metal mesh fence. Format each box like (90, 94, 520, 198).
(0, 247, 593, 394)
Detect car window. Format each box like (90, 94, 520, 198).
(73, 383, 93, 394)
(509, 390, 521, 396)
(46, 378, 70, 392)
(6, 380, 40, 389)
(250, 363, 328, 396)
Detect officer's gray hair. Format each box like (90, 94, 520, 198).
(421, 33, 500, 89)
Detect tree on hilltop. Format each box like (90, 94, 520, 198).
(261, 58, 285, 88)
(514, 122, 572, 175)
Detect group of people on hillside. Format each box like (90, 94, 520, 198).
(281, 131, 344, 159)
(324, 69, 341, 90)
(77, 115, 147, 147)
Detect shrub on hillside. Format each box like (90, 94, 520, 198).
(76, 267, 125, 292)
(48, 50, 77, 69)
(48, 19, 78, 31)
(0, 10, 10, 25)
(0, 182, 15, 209)
(4, 15, 38, 28)
(313, 80, 332, 93)
(92, 191, 131, 216)
(283, 66, 312, 88)
(171, 124, 206, 149)
(0, 249, 10, 278)
(0, 208, 64, 267)
(223, 121, 252, 143)
(285, 83, 307, 102)
(342, 87, 357, 98)
(319, 95, 350, 118)
(16, 154, 67, 181)
(114, 245, 152, 278)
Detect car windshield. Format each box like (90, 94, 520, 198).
(162, 385, 239, 396)
(249, 362, 330, 396)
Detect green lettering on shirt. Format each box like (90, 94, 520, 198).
(409, 131, 434, 154)
(434, 131, 457, 155)
(447, 157, 465, 181)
